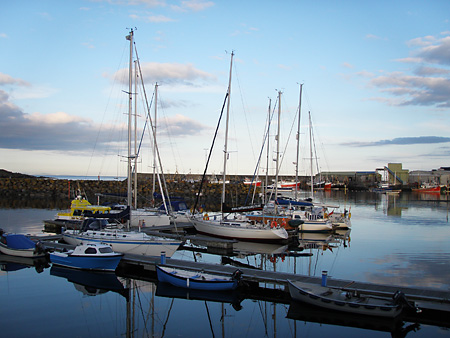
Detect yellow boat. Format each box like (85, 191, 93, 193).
(56, 196, 112, 221)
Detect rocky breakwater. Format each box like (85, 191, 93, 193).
(0, 172, 259, 211)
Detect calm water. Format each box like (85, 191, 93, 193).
(1, 191, 449, 337)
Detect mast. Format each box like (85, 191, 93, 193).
(264, 98, 271, 204)
(221, 51, 234, 215)
(126, 29, 134, 212)
(309, 111, 314, 198)
(275, 90, 281, 208)
(152, 83, 158, 205)
(133, 60, 138, 209)
(295, 83, 303, 200)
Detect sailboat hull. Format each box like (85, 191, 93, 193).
(130, 210, 170, 227)
(63, 230, 181, 257)
(192, 218, 288, 241)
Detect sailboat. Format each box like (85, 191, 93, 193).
(63, 29, 182, 257)
(191, 52, 288, 242)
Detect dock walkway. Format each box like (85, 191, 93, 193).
(122, 254, 450, 312)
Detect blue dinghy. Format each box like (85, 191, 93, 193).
(156, 265, 243, 291)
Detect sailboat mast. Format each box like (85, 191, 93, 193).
(221, 51, 234, 214)
(152, 83, 158, 205)
(309, 111, 314, 198)
(264, 98, 271, 204)
(134, 60, 138, 210)
(295, 83, 303, 200)
(126, 29, 134, 209)
(275, 90, 281, 206)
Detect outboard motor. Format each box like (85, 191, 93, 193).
(393, 290, 422, 313)
(232, 269, 243, 281)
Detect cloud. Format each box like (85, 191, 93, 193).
(342, 136, 450, 147)
(365, 34, 386, 40)
(129, 13, 175, 22)
(0, 89, 106, 152)
(106, 0, 166, 7)
(0, 73, 30, 87)
(0, 75, 209, 153)
(159, 114, 208, 137)
(366, 34, 450, 108)
(111, 62, 216, 86)
(369, 72, 450, 107)
(171, 0, 214, 12)
(417, 36, 450, 66)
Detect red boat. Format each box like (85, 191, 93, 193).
(412, 184, 443, 193)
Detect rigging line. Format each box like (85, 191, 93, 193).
(160, 298, 175, 338)
(311, 120, 321, 179)
(135, 284, 151, 338)
(158, 93, 184, 173)
(245, 97, 278, 204)
(204, 301, 216, 338)
(277, 93, 298, 176)
(134, 48, 173, 216)
(234, 61, 257, 163)
(192, 92, 229, 213)
(86, 42, 129, 179)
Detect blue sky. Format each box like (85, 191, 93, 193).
(1, 0, 450, 178)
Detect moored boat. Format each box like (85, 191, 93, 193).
(412, 184, 444, 193)
(0, 231, 46, 258)
(287, 280, 416, 318)
(192, 214, 288, 241)
(49, 243, 123, 271)
(63, 218, 182, 257)
(156, 265, 243, 291)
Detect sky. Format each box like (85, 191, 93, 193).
(1, 0, 450, 178)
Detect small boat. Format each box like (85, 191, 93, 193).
(287, 280, 415, 318)
(0, 231, 46, 258)
(49, 243, 123, 271)
(156, 265, 243, 291)
(412, 183, 443, 193)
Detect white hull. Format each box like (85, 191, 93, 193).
(298, 221, 333, 233)
(0, 244, 44, 258)
(130, 209, 171, 227)
(192, 218, 288, 241)
(63, 229, 181, 257)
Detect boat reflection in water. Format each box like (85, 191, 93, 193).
(0, 253, 49, 273)
(50, 265, 128, 298)
(287, 301, 421, 338)
(156, 281, 244, 311)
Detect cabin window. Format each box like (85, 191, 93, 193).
(85, 247, 97, 254)
(99, 247, 114, 253)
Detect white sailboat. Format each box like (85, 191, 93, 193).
(192, 52, 288, 242)
(63, 29, 182, 257)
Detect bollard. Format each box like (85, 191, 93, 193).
(160, 251, 166, 265)
(321, 271, 328, 287)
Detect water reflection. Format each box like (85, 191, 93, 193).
(50, 265, 128, 298)
(0, 253, 49, 273)
(287, 301, 421, 338)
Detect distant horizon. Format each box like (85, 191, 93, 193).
(3, 163, 449, 180)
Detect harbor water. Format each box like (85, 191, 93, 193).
(1, 191, 449, 337)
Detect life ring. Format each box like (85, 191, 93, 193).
(271, 220, 277, 228)
(203, 214, 209, 221)
(281, 218, 287, 228)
